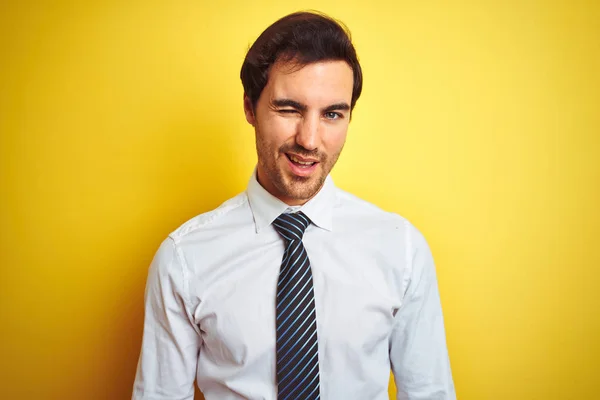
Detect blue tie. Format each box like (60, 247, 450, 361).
(272, 212, 321, 400)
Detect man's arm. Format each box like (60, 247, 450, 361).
(132, 237, 201, 400)
(389, 225, 456, 400)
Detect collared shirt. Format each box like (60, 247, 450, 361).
(132, 170, 456, 400)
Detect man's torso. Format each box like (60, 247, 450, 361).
(169, 185, 412, 399)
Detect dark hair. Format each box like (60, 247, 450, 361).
(240, 11, 363, 111)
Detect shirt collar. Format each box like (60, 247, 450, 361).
(246, 167, 335, 233)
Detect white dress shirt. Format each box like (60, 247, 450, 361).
(132, 170, 456, 400)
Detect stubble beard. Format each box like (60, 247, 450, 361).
(255, 134, 343, 203)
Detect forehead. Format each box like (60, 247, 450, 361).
(264, 60, 353, 105)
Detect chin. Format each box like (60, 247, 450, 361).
(281, 175, 323, 200)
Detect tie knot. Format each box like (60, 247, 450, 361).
(273, 212, 310, 242)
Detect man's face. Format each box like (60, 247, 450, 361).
(244, 60, 354, 205)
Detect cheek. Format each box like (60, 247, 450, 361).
(323, 124, 349, 153)
(259, 116, 298, 149)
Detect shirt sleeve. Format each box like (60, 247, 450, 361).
(132, 237, 202, 400)
(389, 224, 456, 400)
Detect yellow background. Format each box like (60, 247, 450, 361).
(1, 1, 598, 399)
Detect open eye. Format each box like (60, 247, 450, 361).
(324, 111, 342, 120)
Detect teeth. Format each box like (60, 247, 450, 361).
(290, 155, 315, 165)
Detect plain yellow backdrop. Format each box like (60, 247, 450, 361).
(1, 1, 598, 399)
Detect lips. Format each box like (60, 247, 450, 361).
(284, 153, 319, 177)
(287, 153, 318, 165)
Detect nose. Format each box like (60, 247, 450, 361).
(295, 114, 320, 151)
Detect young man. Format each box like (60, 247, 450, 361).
(133, 11, 456, 400)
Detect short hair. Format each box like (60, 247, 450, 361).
(240, 11, 363, 111)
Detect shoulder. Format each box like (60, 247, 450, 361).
(333, 186, 409, 228)
(333, 186, 429, 247)
(332, 187, 434, 296)
(168, 191, 249, 243)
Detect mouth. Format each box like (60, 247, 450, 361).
(284, 153, 319, 177)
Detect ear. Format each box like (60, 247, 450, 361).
(243, 94, 256, 126)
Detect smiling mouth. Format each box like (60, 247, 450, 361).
(285, 153, 318, 168)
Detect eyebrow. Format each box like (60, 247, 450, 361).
(272, 99, 307, 112)
(272, 98, 351, 113)
(323, 103, 351, 113)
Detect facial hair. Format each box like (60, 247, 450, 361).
(255, 132, 343, 203)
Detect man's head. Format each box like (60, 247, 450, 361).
(241, 11, 362, 205)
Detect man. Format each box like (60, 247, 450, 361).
(133, 11, 456, 400)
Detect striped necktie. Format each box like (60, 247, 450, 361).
(272, 212, 321, 400)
